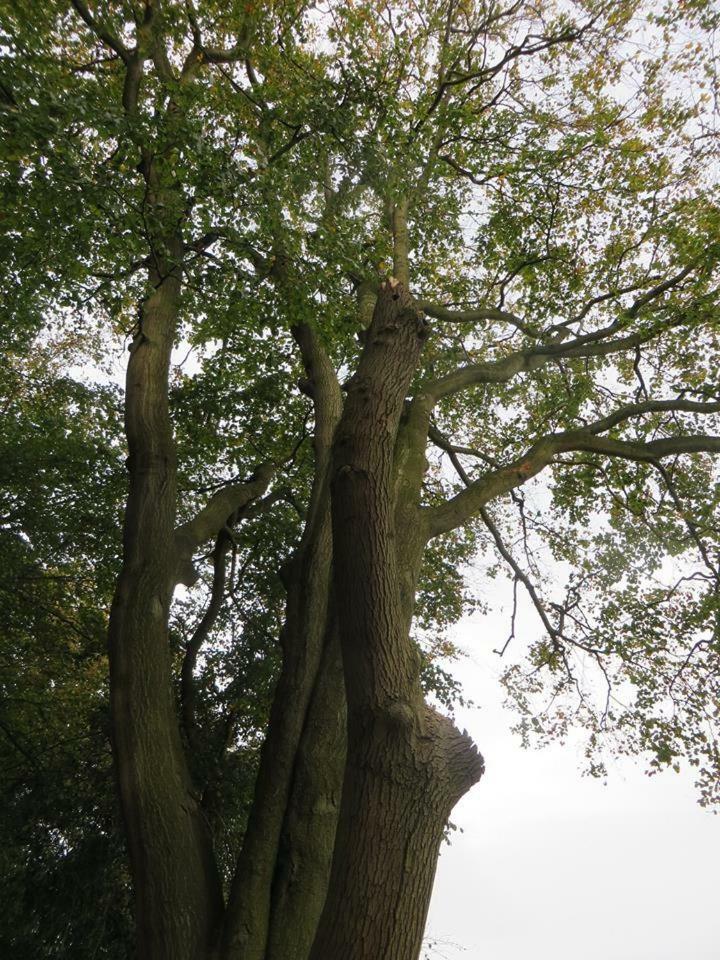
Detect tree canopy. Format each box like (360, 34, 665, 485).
(1, 1, 719, 958)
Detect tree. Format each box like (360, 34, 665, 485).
(1, 1, 719, 959)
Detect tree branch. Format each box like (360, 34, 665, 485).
(70, 0, 131, 62)
(174, 463, 275, 582)
(426, 430, 720, 539)
(583, 398, 720, 435)
(423, 266, 714, 403)
(420, 300, 533, 336)
(429, 423, 600, 661)
(179, 489, 287, 748)
(423, 311, 696, 402)
(181, 531, 229, 748)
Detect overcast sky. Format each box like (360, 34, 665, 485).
(426, 611, 720, 960)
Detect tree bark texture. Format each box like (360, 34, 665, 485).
(264, 618, 345, 960)
(309, 281, 484, 960)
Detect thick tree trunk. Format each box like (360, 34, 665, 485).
(310, 281, 484, 960)
(311, 708, 481, 960)
(109, 262, 224, 960)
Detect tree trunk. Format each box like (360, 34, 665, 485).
(221, 322, 343, 960)
(264, 618, 345, 960)
(309, 281, 484, 960)
(311, 708, 481, 960)
(111, 273, 481, 960)
(109, 260, 224, 960)
(220, 531, 334, 960)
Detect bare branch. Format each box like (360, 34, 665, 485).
(653, 462, 720, 584)
(584, 398, 720, 434)
(427, 422, 499, 467)
(179, 488, 287, 746)
(424, 311, 695, 403)
(429, 423, 595, 660)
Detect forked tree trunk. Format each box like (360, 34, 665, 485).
(309, 281, 484, 960)
(112, 270, 482, 960)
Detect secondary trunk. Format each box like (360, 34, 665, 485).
(264, 617, 345, 960)
(220, 321, 344, 960)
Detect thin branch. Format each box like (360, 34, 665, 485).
(69, 0, 131, 62)
(431, 423, 596, 661)
(179, 488, 289, 748)
(424, 267, 715, 403)
(427, 422, 499, 467)
(181, 531, 229, 748)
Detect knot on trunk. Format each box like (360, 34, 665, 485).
(424, 706, 485, 801)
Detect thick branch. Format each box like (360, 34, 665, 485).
(178, 0, 255, 77)
(391, 199, 410, 287)
(203, 38, 254, 64)
(70, 0, 146, 113)
(420, 300, 533, 335)
(426, 431, 720, 539)
(424, 314, 687, 402)
(174, 463, 274, 579)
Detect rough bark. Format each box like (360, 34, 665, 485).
(309, 281, 484, 960)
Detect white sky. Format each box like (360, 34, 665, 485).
(426, 610, 720, 960)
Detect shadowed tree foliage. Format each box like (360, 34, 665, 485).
(1, 1, 719, 958)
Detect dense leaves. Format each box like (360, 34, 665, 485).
(1, 0, 720, 955)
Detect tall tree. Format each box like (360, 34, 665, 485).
(1, 1, 719, 959)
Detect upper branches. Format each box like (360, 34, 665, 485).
(421, 271, 716, 403)
(69, 0, 255, 113)
(412, 1, 601, 139)
(425, 404, 720, 539)
(70, 0, 131, 62)
(180, 0, 256, 79)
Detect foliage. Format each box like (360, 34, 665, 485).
(1, 0, 720, 953)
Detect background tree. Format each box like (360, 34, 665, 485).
(1, 1, 719, 959)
